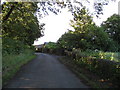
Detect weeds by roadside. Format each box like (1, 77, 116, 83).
(2, 49, 36, 86)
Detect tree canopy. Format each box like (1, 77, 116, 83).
(2, 2, 45, 54)
(57, 7, 119, 52)
(1, 1, 118, 54)
(101, 14, 120, 47)
(37, 0, 114, 18)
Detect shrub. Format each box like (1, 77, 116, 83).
(64, 49, 120, 86)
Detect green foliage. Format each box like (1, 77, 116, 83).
(70, 7, 94, 33)
(101, 14, 120, 51)
(2, 49, 36, 85)
(58, 31, 79, 50)
(2, 2, 44, 46)
(47, 3, 120, 87)
(44, 42, 59, 49)
(42, 42, 65, 55)
(2, 37, 24, 54)
(87, 26, 118, 51)
(58, 8, 93, 50)
(102, 14, 120, 40)
(73, 49, 120, 62)
(2, 2, 43, 85)
(58, 8, 118, 52)
(63, 50, 120, 86)
(2, 2, 45, 54)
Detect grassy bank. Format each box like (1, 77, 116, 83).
(58, 56, 119, 88)
(72, 49, 120, 62)
(2, 49, 36, 85)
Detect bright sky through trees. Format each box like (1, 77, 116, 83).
(34, 8, 74, 45)
(33, 1, 119, 45)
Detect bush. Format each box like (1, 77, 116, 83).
(64, 49, 120, 86)
(42, 42, 65, 55)
(2, 37, 26, 54)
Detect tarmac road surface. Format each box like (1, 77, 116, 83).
(4, 53, 89, 88)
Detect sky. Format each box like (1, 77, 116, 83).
(34, 8, 74, 45)
(33, 0, 119, 45)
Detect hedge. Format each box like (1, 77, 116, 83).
(65, 50, 120, 86)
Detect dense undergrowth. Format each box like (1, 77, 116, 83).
(67, 50, 120, 87)
(58, 56, 119, 88)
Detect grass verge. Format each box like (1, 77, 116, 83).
(2, 49, 36, 86)
(58, 56, 118, 88)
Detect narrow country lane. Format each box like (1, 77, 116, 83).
(4, 53, 89, 88)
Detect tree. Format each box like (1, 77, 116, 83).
(2, 2, 45, 54)
(87, 26, 117, 51)
(58, 7, 117, 52)
(57, 31, 81, 50)
(37, 0, 114, 18)
(2, 1, 117, 54)
(2, 2, 44, 45)
(66, 7, 94, 50)
(101, 14, 120, 50)
(70, 7, 94, 33)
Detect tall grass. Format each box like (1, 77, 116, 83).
(2, 49, 36, 85)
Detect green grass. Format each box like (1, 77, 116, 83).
(99, 52, 120, 62)
(2, 49, 36, 85)
(75, 50, 120, 62)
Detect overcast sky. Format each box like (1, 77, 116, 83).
(34, 0, 119, 45)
